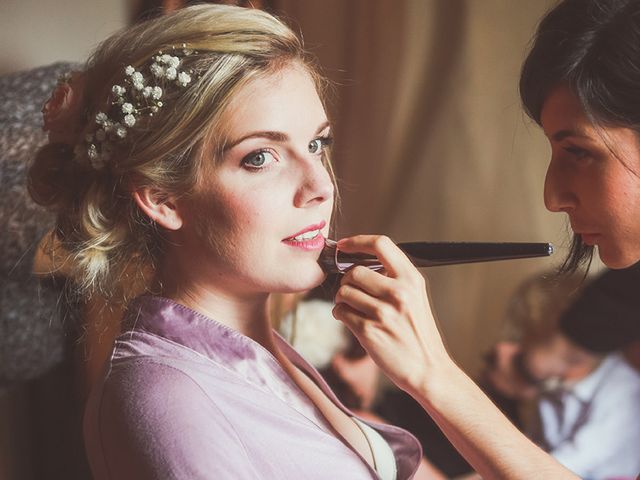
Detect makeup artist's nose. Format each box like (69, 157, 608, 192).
(294, 159, 334, 208)
(543, 157, 577, 213)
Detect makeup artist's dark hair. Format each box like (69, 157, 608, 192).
(520, 0, 640, 273)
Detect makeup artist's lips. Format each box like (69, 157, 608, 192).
(282, 221, 326, 251)
(578, 233, 600, 245)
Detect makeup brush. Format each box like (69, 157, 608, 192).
(319, 239, 553, 274)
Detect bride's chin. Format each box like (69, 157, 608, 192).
(281, 267, 327, 293)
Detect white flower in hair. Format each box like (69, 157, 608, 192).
(150, 63, 164, 78)
(78, 45, 199, 170)
(95, 112, 108, 125)
(177, 72, 191, 87)
(165, 67, 177, 80)
(115, 125, 127, 138)
(124, 114, 136, 127)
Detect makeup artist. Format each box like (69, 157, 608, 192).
(332, 0, 640, 478)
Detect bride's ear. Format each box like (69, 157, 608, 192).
(131, 186, 183, 231)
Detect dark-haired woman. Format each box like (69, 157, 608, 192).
(333, 0, 640, 478)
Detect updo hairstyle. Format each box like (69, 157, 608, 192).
(28, 4, 333, 302)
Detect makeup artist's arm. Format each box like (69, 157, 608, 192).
(332, 235, 579, 480)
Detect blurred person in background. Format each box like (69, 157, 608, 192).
(486, 268, 640, 479)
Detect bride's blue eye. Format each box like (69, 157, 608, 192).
(241, 149, 277, 170)
(308, 136, 333, 154)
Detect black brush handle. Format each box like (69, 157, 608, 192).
(334, 241, 553, 271)
(398, 242, 554, 267)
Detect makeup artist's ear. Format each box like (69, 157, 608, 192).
(132, 186, 183, 231)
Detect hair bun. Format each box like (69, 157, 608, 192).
(28, 142, 90, 210)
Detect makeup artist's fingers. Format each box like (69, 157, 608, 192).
(332, 302, 369, 334)
(337, 235, 417, 279)
(335, 281, 389, 320)
(340, 266, 424, 317)
(332, 236, 454, 394)
(340, 265, 396, 299)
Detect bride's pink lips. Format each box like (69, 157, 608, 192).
(282, 220, 326, 251)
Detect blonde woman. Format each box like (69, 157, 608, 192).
(31, 5, 421, 479)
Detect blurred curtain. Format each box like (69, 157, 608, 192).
(270, 0, 565, 374)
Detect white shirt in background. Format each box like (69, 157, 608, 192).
(538, 353, 640, 480)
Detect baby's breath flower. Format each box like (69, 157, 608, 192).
(115, 126, 127, 138)
(150, 63, 164, 78)
(177, 72, 191, 87)
(77, 47, 197, 170)
(165, 67, 177, 80)
(95, 112, 108, 125)
(124, 114, 136, 127)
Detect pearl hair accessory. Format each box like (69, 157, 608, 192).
(76, 45, 197, 170)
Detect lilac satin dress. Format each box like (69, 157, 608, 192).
(83, 295, 422, 479)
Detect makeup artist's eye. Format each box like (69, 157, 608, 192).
(564, 146, 590, 160)
(241, 149, 277, 170)
(308, 135, 333, 155)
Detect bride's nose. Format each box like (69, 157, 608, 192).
(293, 158, 334, 208)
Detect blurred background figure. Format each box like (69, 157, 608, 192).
(489, 268, 640, 480)
(387, 268, 640, 479)
(287, 269, 640, 480)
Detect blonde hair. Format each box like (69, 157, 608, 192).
(28, 4, 335, 303)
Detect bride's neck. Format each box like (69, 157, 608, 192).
(158, 263, 277, 354)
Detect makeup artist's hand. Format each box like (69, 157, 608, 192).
(331, 235, 453, 394)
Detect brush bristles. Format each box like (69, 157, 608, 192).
(318, 239, 340, 274)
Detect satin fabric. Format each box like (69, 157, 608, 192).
(84, 295, 422, 479)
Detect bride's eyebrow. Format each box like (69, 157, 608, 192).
(224, 120, 331, 152)
(224, 131, 288, 151)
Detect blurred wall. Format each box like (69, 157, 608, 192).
(273, 0, 589, 375)
(0, 0, 130, 75)
(1, 0, 594, 378)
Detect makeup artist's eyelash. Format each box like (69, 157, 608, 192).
(564, 146, 589, 159)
